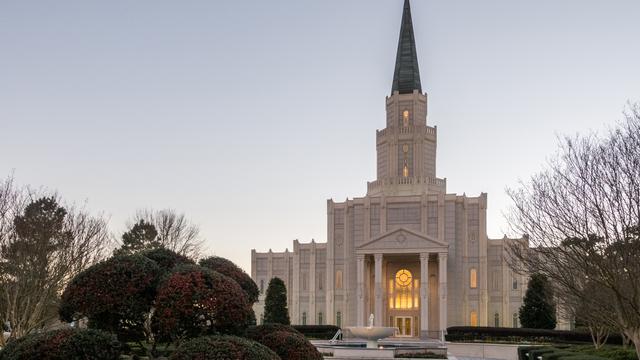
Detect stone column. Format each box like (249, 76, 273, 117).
(356, 254, 365, 327)
(374, 253, 383, 326)
(420, 252, 430, 338)
(438, 253, 448, 333)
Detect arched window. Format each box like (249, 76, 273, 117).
(302, 312, 307, 325)
(402, 144, 410, 178)
(336, 270, 343, 289)
(318, 312, 323, 325)
(494, 313, 500, 327)
(260, 279, 264, 294)
(513, 313, 519, 328)
(336, 312, 342, 328)
(402, 110, 410, 128)
(389, 269, 419, 310)
(512, 276, 518, 290)
(470, 311, 478, 327)
(470, 268, 478, 288)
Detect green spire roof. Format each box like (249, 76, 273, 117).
(391, 0, 422, 95)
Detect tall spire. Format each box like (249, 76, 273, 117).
(391, 0, 422, 95)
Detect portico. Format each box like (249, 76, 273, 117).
(355, 228, 448, 339)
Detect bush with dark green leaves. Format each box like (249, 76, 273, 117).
(59, 254, 161, 341)
(519, 273, 556, 329)
(246, 324, 322, 360)
(152, 265, 252, 340)
(141, 247, 195, 274)
(263, 277, 290, 325)
(0, 328, 121, 360)
(199, 256, 259, 303)
(168, 335, 280, 360)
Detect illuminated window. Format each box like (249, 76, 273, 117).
(470, 311, 478, 326)
(513, 313, 519, 328)
(336, 270, 343, 289)
(318, 312, 323, 325)
(470, 268, 478, 289)
(302, 312, 307, 325)
(390, 269, 418, 310)
(336, 312, 342, 328)
(402, 144, 410, 178)
(402, 110, 410, 127)
(494, 313, 500, 327)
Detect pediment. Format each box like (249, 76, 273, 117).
(357, 228, 448, 252)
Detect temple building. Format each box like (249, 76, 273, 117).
(251, 0, 528, 338)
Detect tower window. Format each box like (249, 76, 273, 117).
(336, 270, 343, 289)
(470, 268, 478, 289)
(302, 312, 307, 325)
(402, 110, 410, 127)
(512, 277, 518, 290)
(318, 312, 323, 325)
(494, 313, 500, 327)
(402, 144, 410, 178)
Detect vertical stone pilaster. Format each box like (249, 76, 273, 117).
(356, 254, 365, 326)
(420, 252, 430, 338)
(374, 253, 384, 326)
(326, 201, 335, 324)
(310, 241, 317, 324)
(438, 252, 448, 334)
(292, 240, 300, 324)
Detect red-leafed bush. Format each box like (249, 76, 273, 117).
(141, 247, 195, 274)
(199, 256, 259, 303)
(0, 328, 121, 360)
(59, 255, 161, 341)
(246, 325, 322, 360)
(169, 335, 280, 360)
(153, 265, 252, 340)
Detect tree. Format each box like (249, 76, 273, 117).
(0, 176, 110, 344)
(115, 219, 160, 255)
(59, 255, 161, 342)
(130, 209, 203, 259)
(152, 265, 252, 341)
(519, 274, 556, 329)
(506, 104, 640, 357)
(199, 256, 259, 304)
(263, 277, 290, 325)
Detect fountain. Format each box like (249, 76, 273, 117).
(345, 314, 396, 349)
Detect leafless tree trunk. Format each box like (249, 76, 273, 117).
(0, 175, 111, 345)
(129, 208, 204, 259)
(506, 104, 640, 358)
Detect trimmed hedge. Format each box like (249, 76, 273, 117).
(247, 325, 322, 360)
(447, 326, 623, 345)
(0, 328, 121, 360)
(141, 248, 195, 274)
(199, 256, 259, 303)
(517, 345, 634, 360)
(292, 325, 341, 340)
(152, 265, 252, 340)
(169, 335, 280, 360)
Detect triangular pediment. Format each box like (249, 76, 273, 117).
(357, 228, 448, 252)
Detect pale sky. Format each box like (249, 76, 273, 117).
(1, 0, 639, 272)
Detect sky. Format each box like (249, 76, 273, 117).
(1, 0, 639, 272)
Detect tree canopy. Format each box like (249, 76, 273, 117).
(263, 277, 290, 325)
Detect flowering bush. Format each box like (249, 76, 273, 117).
(199, 256, 259, 303)
(152, 265, 251, 340)
(59, 254, 161, 341)
(0, 328, 121, 360)
(246, 325, 322, 360)
(169, 335, 280, 360)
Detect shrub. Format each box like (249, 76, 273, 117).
(247, 326, 322, 360)
(0, 328, 121, 360)
(141, 247, 195, 274)
(264, 277, 290, 325)
(169, 335, 280, 360)
(292, 325, 341, 340)
(199, 256, 259, 303)
(152, 265, 251, 340)
(59, 254, 161, 341)
(446, 326, 624, 345)
(519, 273, 556, 329)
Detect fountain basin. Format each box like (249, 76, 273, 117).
(345, 326, 396, 349)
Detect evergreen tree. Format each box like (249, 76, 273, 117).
(519, 273, 557, 329)
(115, 220, 160, 255)
(263, 277, 290, 325)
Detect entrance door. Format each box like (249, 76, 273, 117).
(395, 316, 413, 337)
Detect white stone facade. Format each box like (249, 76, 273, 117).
(251, 0, 528, 338)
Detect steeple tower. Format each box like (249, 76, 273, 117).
(392, 0, 422, 95)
